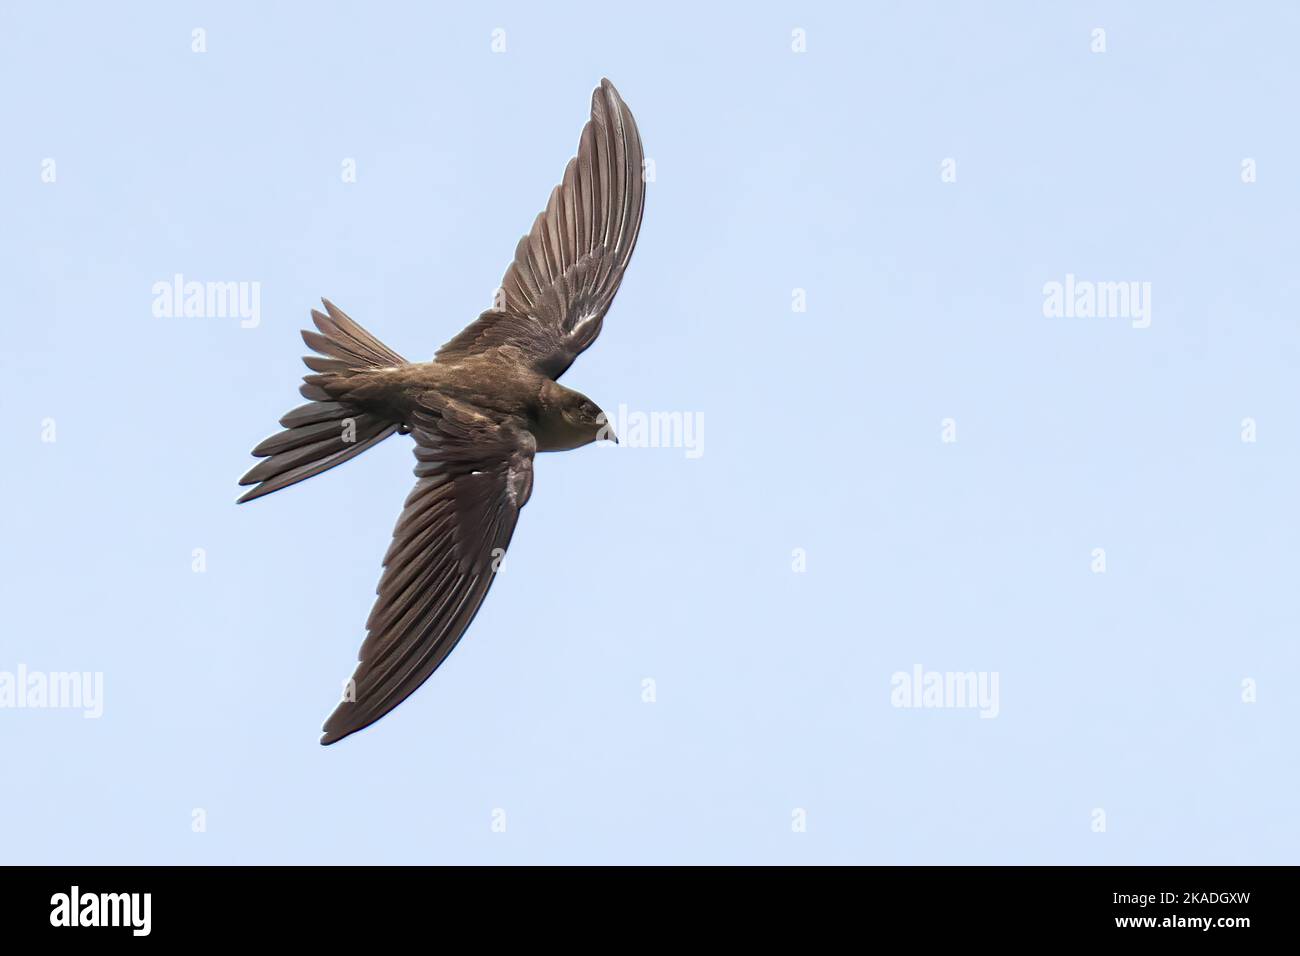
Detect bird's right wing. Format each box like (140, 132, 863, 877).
(436, 78, 646, 380)
(320, 399, 536, 745)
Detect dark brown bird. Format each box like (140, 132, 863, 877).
(238, 79, 645, 744)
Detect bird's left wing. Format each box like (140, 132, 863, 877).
(320, 399, 536, 744)
(435, 78, 645, 380)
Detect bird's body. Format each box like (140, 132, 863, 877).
(238, 79, 645, 744)
(325, 355, 605, 453)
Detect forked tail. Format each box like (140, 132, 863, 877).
(237, 299, 407, 503)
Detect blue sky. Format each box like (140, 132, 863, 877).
(1, 1, 1296, 864)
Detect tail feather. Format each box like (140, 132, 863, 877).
(308, 299, 404, 367)
(278, 400, 352, 429)
(237, 299, 408, 504)
(237, 422, 399, 503)
(249, 413, 390, 462)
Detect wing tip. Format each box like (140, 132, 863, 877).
(235, 478, 266, 504)
(319, 717, 348, 746)
(594, 77, 623, 112)
(320, 705, 366, 746)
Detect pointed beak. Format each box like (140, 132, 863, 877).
(598, 415, 618, 444)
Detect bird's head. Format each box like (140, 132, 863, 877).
(543, 382, 616, 447)
(565, 390, 617, 445)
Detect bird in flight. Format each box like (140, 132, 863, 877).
(238, 79, 645, 744)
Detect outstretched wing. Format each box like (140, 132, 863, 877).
(320, 399, 536, 744)
(436, 78, 646, 380)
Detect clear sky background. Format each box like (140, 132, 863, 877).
(1, 2, 1296, 864)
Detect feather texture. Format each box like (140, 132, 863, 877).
(435, 78, 646, 379)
